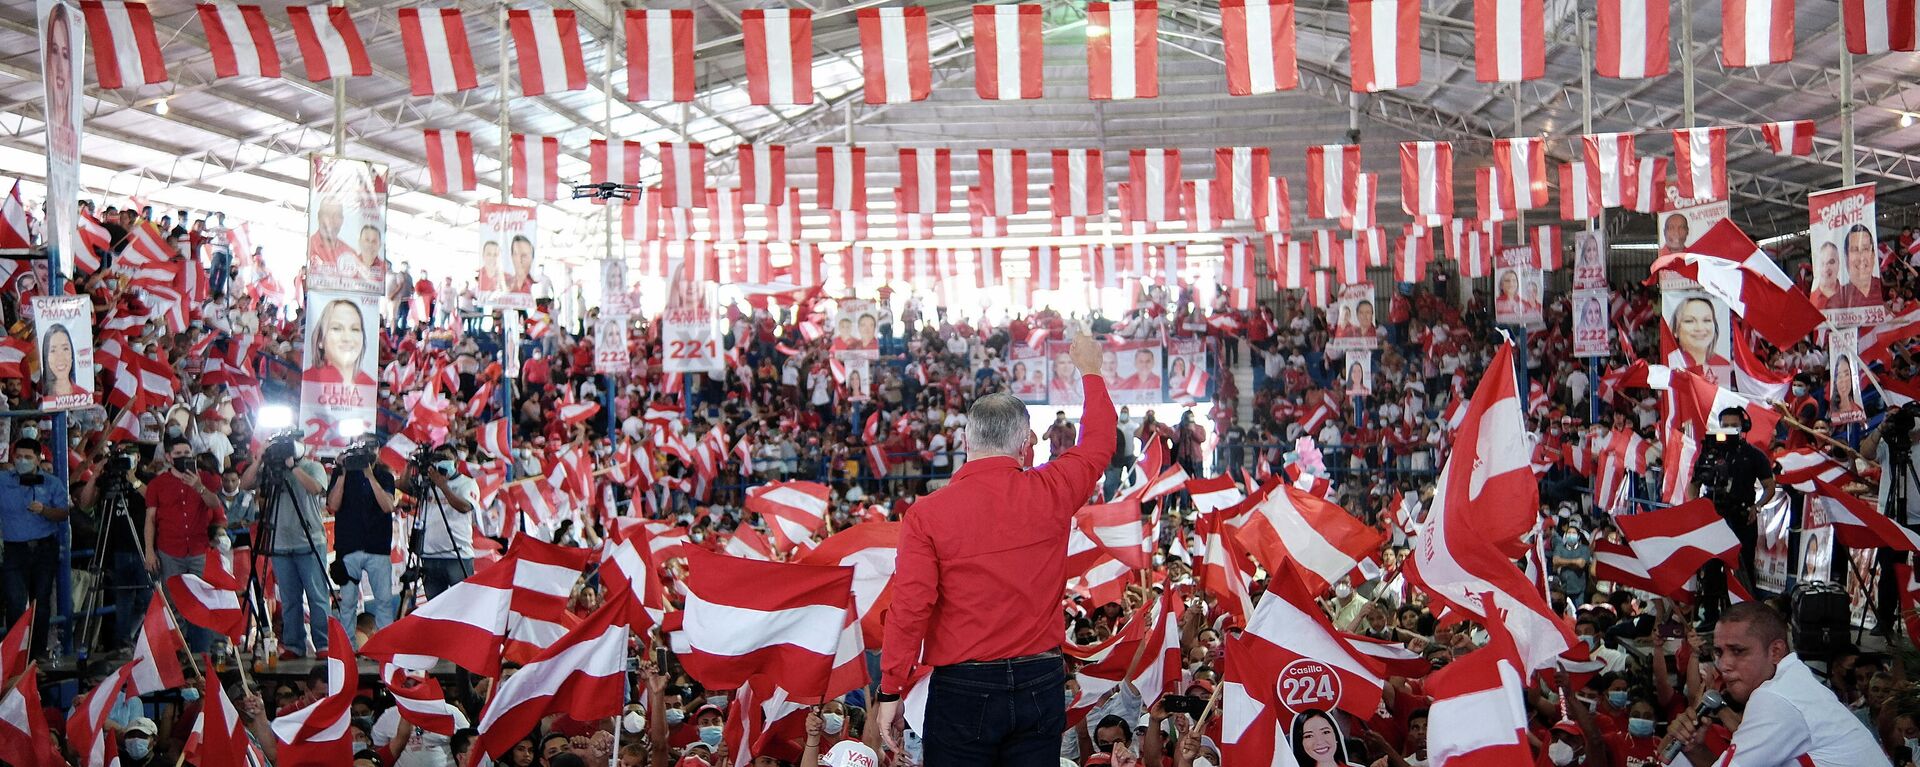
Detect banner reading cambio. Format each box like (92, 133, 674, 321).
(299, 290, 380, 454)
(1808, 183, 1887, 327)
(33, 295, 92, 411)
(659, 259, 721, 374)
(306, 155, 389, 295)
(1493, 246, 1543, 326)
(38, 0, 82, 278)
(477, 202, 538, 311)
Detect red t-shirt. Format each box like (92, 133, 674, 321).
(1602, 732, 1660, 767)
(144, 470, 225, 558)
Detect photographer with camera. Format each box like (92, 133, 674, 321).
(404, 445, 478, 599)
(328, 437, 396, 638)
(143, 436, 226, 653)
(240, 436, 331, 658)
(0, 438, 71, 659)
(1860, 403, 1920, 636)
(1689, 407, 1778, 625)
(76, 443, 152, 651)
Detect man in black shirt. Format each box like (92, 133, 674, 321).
(327, 452, 396, 641)
(1690, 407, 1778, 620)
(76, 445, 150, 652)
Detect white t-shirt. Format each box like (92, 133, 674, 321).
(418, 474, 481, 559)
(373, 706, 471, 767)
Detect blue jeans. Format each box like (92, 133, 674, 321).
(158, 553, 213, 653)
(421, 557, 472, 600)
(924, 653, 1066, 767)
(112, 550, 152, 649)
(335, 550, 394, 639)
(270, 553, 331, 655)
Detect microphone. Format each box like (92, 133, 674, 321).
(1660, 689, 1725, 765)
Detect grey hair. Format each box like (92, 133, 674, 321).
(966, 393, 1030, 456)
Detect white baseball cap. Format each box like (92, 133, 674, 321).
(821, 740, 879, 767)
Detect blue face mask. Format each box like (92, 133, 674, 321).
(435, 461, 456, 476)
(124, 738, 152, 760)
(1607, 690, 1630, 709)
(181, 687, 200, 703)
(697, 725, 723, 747)
(1627, 717, 1655, 738)
(664, 708, 686, 727)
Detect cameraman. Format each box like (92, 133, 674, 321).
(328, 438, 396, 639)
(1689, 407, 1777, 620)
(1861, 405, 1920, 635)
(0, 438, 70, 659)
(240, 438, 331, 658)
(405, 446, 478, 599)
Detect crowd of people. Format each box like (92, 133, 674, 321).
(0, 195, 1915, 767)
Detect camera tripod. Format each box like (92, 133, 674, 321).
(242, 464, 334, 660)
(395, 466, 474, 615)
(72, 478, 146, 662)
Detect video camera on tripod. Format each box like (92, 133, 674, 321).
(1886, 402, 1920, 455)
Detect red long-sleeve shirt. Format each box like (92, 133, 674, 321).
(881, 374, 1116, 694)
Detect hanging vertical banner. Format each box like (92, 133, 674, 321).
(299, 291, 380, 454)
(659, 259, 721, 374)
(1327, 283, 1380, 353)
(843, 356, 873, 402)
(477, 202, 538, 310)
(1007, 342, 1049, 404)
(1659, 285, 1732, 386)
(594, 316, 630, 375)
(305, 155, 389, 294)
(1828, 326, 1865, 425)
(1344, 351, 1374, 396)
(830, 298, 882, 358)
(1753, 492, 1793, 595)
(600, 256, 631, 318)
(1571, 229, 1608, 291)
(1492, 246, 1543, 326)
(1572, 289, 1611, 358)
(32, 295, 92, 411)
(1107, 339, 1165, 405)
(1656, 199, 1728, 256)
(1807, 183, 1885, 327)
(39, 0, 83, 277)
(1167, 336, 1208, 402)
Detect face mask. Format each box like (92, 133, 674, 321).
(124, 739, 152, 760)
(182, 687, 201, 703)
(435, 461, 456, 476)
(1548, 741, 1577, 767)
(12, 459, 33, 475)
(622, 712, 646, 734)
(697, 725, 723, 748)
(1607, 690, 1630, 708)
(822, 713, 845, 735)
(1580, 635, 1598, 649)
(1065, 689, 1077, 706)
(1563, 533, 1581, 546)
(1792, 384, 1807, 396)
(18, 427, 36, 440)
(1627, 718, 1655, 738)
(166, 425, 184, 438)
(355, 738, 371, 752)
(1576, 696, 1598, 710)
(664, 709, 686, 727)
(1333, 583, 1353, 599)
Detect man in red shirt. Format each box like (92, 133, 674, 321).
(876, 332, 1111, 766)
(142, 436, 226, 652)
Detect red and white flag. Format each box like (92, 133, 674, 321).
(817, 146, 867, 211)
(1087, 1, 1160, 100)
(166, 573, 245, 641)
(396, 8, 476, 95)
(1628, 155, 1668, 213)
(1492, 136, 1549, 210)
(1069, 499, 1148, 570)
(361, 552, 518, 676)
(1581, 132, 1636, 208)
(1613, 499, 1750, 600)
(795, 523, 900, 650)
(511, 134, 561, 202)
(667, 548, 865, 703)
(896, 148, 951, 213)
(973, 4, 1044, 99)
(1221, 0, 1297, 95)
(1760, 119, 1816, 156)
(739, 145, 786, 205)
(626, 8, 695, 102)
(659, 141, 707, 208)
(199, 4, 280, 80)
(1262, 175, 1292, 232)
(1561, 162, 1601, 220)
(1532, 224, 1563, 270)
(1474, 0, 1544, 82)
(1722, 0, 1794, 66)
(383, 667, 463, 736)
(186, 662, 269, 767)
(1212, 146, 1271, 221)
(509, 9, 587, 95)
(1306, 144, 1362, 220)
(590, 139, 643, 198)
(1127, 148, 1182, 222)
(1672, 127, 1728, 200)
(744, 9, 814, 105)
(1593, 537, 1660, 593)
(422, 129, 476, 195)
(1218, 578, 1386, 765)
(1349, 0, 1420, 91)
(129, 598, 188, 694)
(1646, 251, 1823, 347)
(1812, 480, 1920, 554)
(1425, 614, 1533, 766)
(1398, 225, 1434, 282)
(1399, 141, 1454, 220)
(1596, 0, 1669, 78)
(1844, 0, 1920, 52)
(1051, 149, 1105, 218)
(1235, 483, 1385, 595)
(978, 148, 1030, 215)
(83, 1, 169, 88)
(0, 185, 27, 256)
(270, 620, 357, 767)
(858, 6, 931, 104)
(745, 481, 832, 553)
(286, 5, 371, 81)
(0, 607, 26, 684)
(1185, 474, 1246, 516)
(474, 604, 629, 762)
(0, 667, 62, 767)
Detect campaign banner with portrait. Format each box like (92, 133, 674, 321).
(1006, 343, 1049, 404)
(305, 155, 389, 295)
(1106, 339, 1166, 405)
(599, 257, 632, 319)
(1572, 289, 1612, 358)
(659, 260, 721, 374)
(1044, 341, 1085, 406)
(1343, 352, 1374, 397)
(477, 202, 538, 310)
(841, 355, 873, 402)
(1808, 183, 1887, 328)
(1492, 247, 1543, 326)
(299, 290, 380, 455)
(594, 316, 630, 376)
(1659, 289, 1733, 387)
(1800, 494, 1837, 587)
(32, 295, 92, 411)
(1571, 229, 1608, 291)
(830, 298, 882, 358)
(1753, 493, 1793, 596)
(1828, 327, 1866, 425)
(38, 0, 82, 278)
(1167, 337, 1208, 403)
(1656, 199, 1729, 257)
(1326, 284, 1380, 353)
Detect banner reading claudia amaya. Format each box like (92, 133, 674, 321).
(477, 202, 538, 311)
(33, 295, 92, 411)
(299, 290, 380, 454)
(1808, 183, 1886, 328)
(306, 155, 388, 295)
(39, 0, 82, 278)
(1828, 327, 1865, 426)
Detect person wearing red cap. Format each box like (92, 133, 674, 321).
(876, 332, 1112, 766)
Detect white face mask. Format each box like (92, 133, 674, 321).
(1193, 759, 1214, 767)
(1548, 741, 1577, 767)
(622, 711, 645, 733)
(1333, 583, 1353, 599)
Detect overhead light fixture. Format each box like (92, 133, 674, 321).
(154, 98, 170, 115)
(1085, 23, 1108, 37)
(1904, 112, 1915, 128)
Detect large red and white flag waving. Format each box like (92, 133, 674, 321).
(384, 667, 464, 736)
(166, 573, 245, 641)
(129, 598, 188, 694)
(286, 5, 371, 82)
(744, 8, 815, 105)
(511, 134, 561, 202)
(1306, 144, 1362, 220)
(745, 480, 832, 553)
(626, 8, 695, 102)
(796, 523, 900, 650)
(1645, 251, 1824, 347)
(474, 603, 629, 762)
(0, 667, 63, 767)
(1844, 0, 1920, 53)
(1087, 2, 1160, 100)
(270, 620, 357, 767)
(1760, 119, 1815, 156)
(422, 130, 477, 196)
(667, 548, 865, 703)
(83, 1, 169, 88)
(1474, 0, 1544, 82)
(973, 4, 1044, 99)
(1613, 499, 1750, 600)
(509, 9, 588, 95)
(1425, 612, 1533, 766)
(1235, 482, 1385, 595)
(858, 6, 931, 104)
(1400, 141, 1454, 220)
(360, 551, 516, 676)
(1722, 0, 1794, 66)
(396, 8, 476, 95)
(1596, 0, 1669, 78)
(186, 661, 269, 767)
(199, 4, 280, 80)
(1218, 575, 1386, 765)
(1672, 127, 1728, 200)
(1812, 480, 1920, 554)
(1349, 0, 1420, 91)
(1221, 0, 1297, 95)
(1068, 499, 1148, 570)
